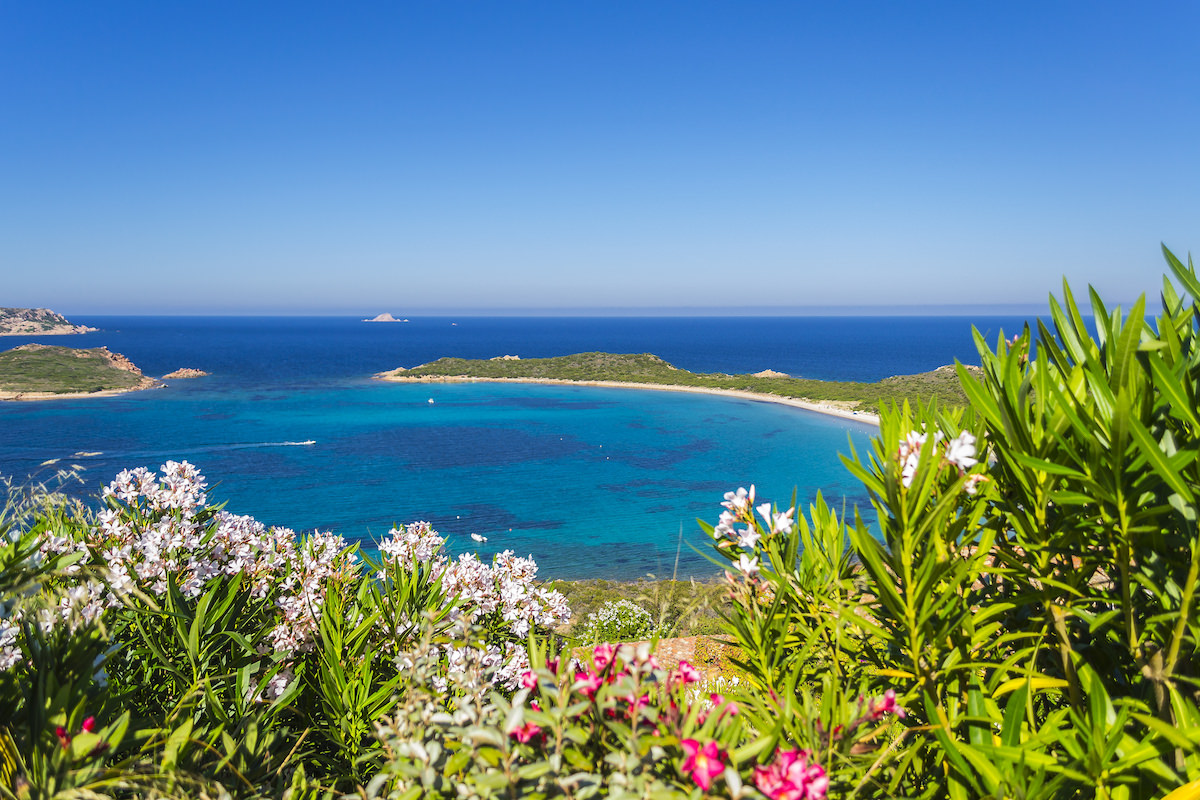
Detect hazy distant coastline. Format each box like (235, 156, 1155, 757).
(0, 307, 97, 336)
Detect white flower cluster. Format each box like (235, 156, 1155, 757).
(579, 598, 655, 643)
(897, 429, 983, 492)
(0, 613, 19, 671)
(3, 462, 358, 694)
(89, 463, 358, 661)
(0, 583, 107, 672)
(711, 485, 796, 580)
(103, 461, 208, 512)
(3, 462, 572, 697)
(376, 523, 571, 686)
(430, 639, 530, 693)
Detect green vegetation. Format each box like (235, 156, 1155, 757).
(382, 352, 973, 414)
(0, 345, 149, 395)
(549, 577, 730, 639)
(4, 246, 1200, 798)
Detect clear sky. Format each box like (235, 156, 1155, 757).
(1, 2, 1197, 314)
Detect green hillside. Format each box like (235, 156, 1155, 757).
(381, 351, 972, 413)
(0, 344, 150, 394)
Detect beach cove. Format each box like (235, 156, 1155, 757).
(0, 314, 1011, 578)
(377, 373, 881, 426)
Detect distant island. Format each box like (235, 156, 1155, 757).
(0, 307, 97, 335)
(363, 313, 409, 322)
(162, 368, 210, 379)
(375, 352, 974, 421)
(0, 344, 162, 400)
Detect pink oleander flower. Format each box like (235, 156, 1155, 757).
(698, 693, 739, 725)
(80, 716, 96, 733)
(520, 670, 538, 690)
(680, 738, 726, 792)
(593, 642, 617, 671)
(510, 721, 542, 743)
(755, 748, 828, 800)
(574, 669, 603, 699)
(623, 692, 651, 718)
(676, 660, 701, 685)
(867, 688, 906, 720)
(710, 693, 739, 717)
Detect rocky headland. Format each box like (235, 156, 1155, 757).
(0, 307, 97, 335)
(0, 344, 162, 400)
(162, 368, 210, 379)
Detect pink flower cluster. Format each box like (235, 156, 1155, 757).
(754, 748, 829, 800)
(511, 642, 742, 794)
(867, 688, 906, 720)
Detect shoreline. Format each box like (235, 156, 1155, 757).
(375, 374, 881, 426)
(0, 379, 163, 402)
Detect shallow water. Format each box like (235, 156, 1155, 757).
(0, 315, 1027, 578)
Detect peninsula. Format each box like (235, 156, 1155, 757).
(375, 352, 973, 423)
(0, 344, 162, 400)
(0, 307, 97, 335)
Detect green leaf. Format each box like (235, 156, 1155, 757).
(1127, 415, 1195, 502)
(161, 717, 193, 772)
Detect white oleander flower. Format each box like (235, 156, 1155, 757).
(736, 553, 760, 578)
(945, 431, 979, 473)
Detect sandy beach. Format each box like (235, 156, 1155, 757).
(376, 374, 881, 426)
(0, 380, 163, 402)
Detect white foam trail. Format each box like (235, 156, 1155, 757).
(90, 441, 317, 462)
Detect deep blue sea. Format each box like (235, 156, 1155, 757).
(0, 315, 1031, 578)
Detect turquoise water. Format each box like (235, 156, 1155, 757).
(1, 314, 1033, 578)
(1, 379, 874, 578)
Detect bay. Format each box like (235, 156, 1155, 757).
(0, 315, 1029, 578)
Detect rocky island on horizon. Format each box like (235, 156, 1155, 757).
(0, 307, 97, 336)
(363, 312, 409, 322)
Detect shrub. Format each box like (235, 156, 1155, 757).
(0, 463, 570, 797)
(578, 598, 655, 644)
(704, 245, 1200, 798)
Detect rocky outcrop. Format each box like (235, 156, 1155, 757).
(364, 313, 408, 322)
(0, 307, 97, 335)
(162, 368, 210, 379)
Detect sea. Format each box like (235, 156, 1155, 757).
(0, 315, 1032, 579)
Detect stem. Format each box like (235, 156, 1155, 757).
(1164, 529, 1200, 676)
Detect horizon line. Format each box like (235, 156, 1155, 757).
(60, 302, 1075, 318)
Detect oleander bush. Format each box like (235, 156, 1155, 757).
(3, 245, 1200, 798)
(577, 599, 656, 644)
(705, 245, 1200, 798)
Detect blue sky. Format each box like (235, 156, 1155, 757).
(1, 2, 1197, 314)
